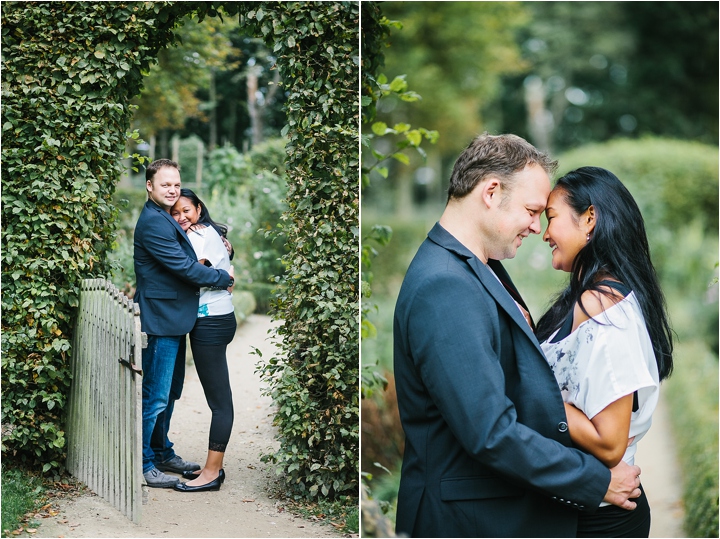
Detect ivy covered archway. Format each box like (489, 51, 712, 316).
(1, 1, 358, 499)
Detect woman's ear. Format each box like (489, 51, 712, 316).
(584, 204, 596, 234)
(197, 204, 202, 218)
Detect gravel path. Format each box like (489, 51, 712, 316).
(33, 314, 339, 538)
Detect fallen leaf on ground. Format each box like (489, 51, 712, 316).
(242, 499, 255, 503)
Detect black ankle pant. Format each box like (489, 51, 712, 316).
(189, 312, 237, 452)
(577, 483, 651, 538)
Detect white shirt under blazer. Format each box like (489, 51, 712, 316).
(186, 225, 234, 318)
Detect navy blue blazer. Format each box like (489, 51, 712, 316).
(133, 200, 232, 336)
(393, 223, 611, 538)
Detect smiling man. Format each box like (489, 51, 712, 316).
(133, 159, 233, 488)
(392, 133, 643, 537)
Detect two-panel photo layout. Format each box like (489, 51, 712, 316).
(2, 1, 717, 538)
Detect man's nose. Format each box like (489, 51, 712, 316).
(529, 215, 542, 234)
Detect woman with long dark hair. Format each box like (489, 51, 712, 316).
(169, 188, 237, 492)
(536, 166, 673, 537)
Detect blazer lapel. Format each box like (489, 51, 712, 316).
(146, 200, 194, 249)
(427, 223, 543, 355)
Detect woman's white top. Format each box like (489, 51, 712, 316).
(540, 291, 659, 472)
(186, 225, 234, 318)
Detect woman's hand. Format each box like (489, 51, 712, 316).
(188, 223, 207, 233)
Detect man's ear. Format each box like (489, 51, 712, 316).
(480, 178, 502, 209)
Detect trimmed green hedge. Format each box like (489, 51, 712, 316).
(1, 1, 186, 472)
(243, 2, 360, 499)
(557, 137, 718, 234)
(664, 342, 719, 538)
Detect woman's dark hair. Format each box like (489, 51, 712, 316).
(177, 188, 228, 238)
(535, 166, 674, 381)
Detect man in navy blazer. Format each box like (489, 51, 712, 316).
(393, 134, 642, 537)
(134, 159, 233, 488)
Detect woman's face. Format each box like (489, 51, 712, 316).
(171, 197, 201, 231)
(542, 189, 591, 272)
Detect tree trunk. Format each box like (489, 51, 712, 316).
(209, 68, 217, 152)
(247, 66, 262, 147)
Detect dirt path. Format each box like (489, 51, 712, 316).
(634, 391, 686, 538)
(34, 315, 340, 538)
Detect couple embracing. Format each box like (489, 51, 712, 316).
(134, 159, 237, 492)
(394, 133, 673, 538)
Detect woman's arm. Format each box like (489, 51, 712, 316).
(566, 285, 634, 467)
(564, 394, 633, 467)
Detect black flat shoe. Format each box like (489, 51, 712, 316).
(182, 468, 225, 483)
(174, 474, 222, 493)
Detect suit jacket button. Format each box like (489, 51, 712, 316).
(558, 421, 568, 433)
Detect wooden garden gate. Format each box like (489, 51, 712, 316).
(66, 279, 145, 522)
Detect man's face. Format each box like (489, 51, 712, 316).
(146, 167, 181, 211)
(485, 164, 551, 261)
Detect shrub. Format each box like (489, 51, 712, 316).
(245, 3, 360, 499)
(203, 139, 289, 298)
(664, 341, 719, 538)
(1, 1, 188, 471)
(556, 137, 718, 235)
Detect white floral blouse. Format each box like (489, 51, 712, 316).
(540, 291, 659, 467)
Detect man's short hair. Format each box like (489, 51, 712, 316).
(447, 133, 558, 202)
(146, 159, 180, 183)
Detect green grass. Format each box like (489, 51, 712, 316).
(1, 465, 45, 536)
(286, 495, 359, 535)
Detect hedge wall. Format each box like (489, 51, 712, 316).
(2, 1, 360, 501)
(1, 1, 187, 472)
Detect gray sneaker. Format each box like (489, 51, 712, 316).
(155, 455, 201, 473)
(143, 467, 180, 488)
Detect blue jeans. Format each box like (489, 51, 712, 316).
(142, 335, 181, 473)
(150, 338, 186, 464)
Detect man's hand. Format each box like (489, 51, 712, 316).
(221, 236, 233, 256)
(603, 460, 641, 510)
(227, 265, 235, 293)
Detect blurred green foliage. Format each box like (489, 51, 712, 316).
(556, 137, 718, 234)
(665, 341, 719, 537)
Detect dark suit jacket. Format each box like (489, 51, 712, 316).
(393, 223, 610, 538)
(133, 200, 232, 336)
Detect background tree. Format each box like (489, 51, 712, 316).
(130, 13, 239, 157)
(363, 2, 527, 215)
(499, 1, 719, 152)
(366, 1, 719, 214)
